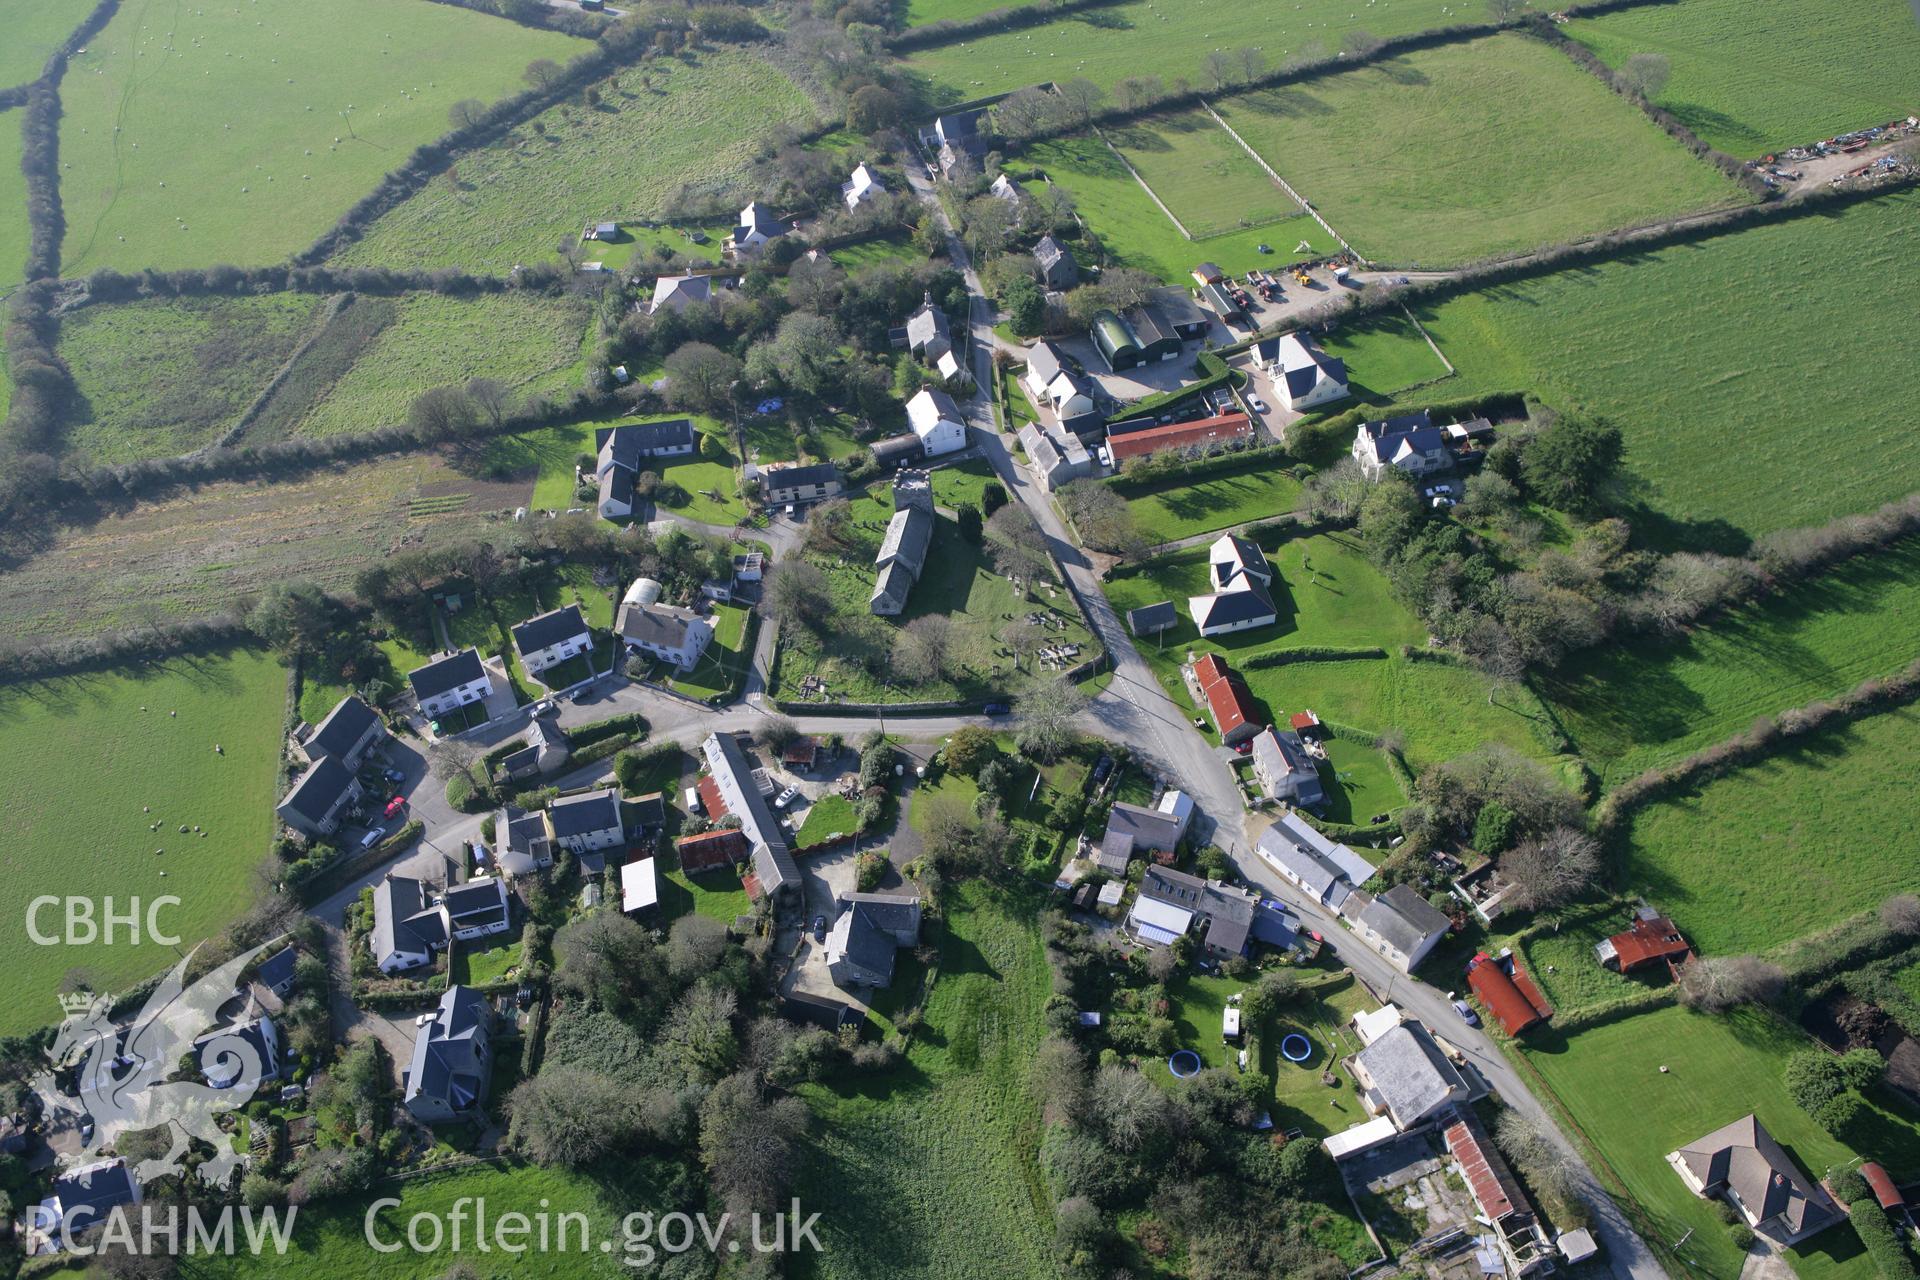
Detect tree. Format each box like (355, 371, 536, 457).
(663, 342, 743, 415)
(1242, 969, 1302, 1023)
(963, 194, 1016, 258)
(1057, 480, 1145, 559)
(508, 1067, 640, 1167)
(1473, 800, 1517, 854)
(659, 984, 740, 1081)
(465, 376, 514, 428)
(1005, 618, 1046, 672)
(1677, 954, 1786, 1013)
(989, 503, 1053, 590)
(1302, 457, 1372, 522)
(1003, 276, 1046, 336)
(744, 312, 842, 399)
(845, 84, 899, 133)
(893, 615, 953, 686)
(249, 581, 335, 660)
(1881, 893, 1920, 937)
(1342, 29, 1384, 57)
(553, 910, 664, 1017)
(1055, 77, 1105, 124)
(1618, 52, 1671, 101)
(1203, 49, 1237, 91)
(981, 482, 1009, 516)
(957, 503, 984, 545)
(1016, 677, 1088, 762)
(944, 725, 997, 776)
(766, 560, 831, 630)
(409, 385, 479, 440)
(448, 98, 486, 130)
(523, 58, 564, 90)
(1498, 826, 1599, 911)
(699, 1072, 810, 1216)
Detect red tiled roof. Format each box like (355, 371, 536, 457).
(1607, 914, 1692, 971)
(1290, 710, 1320, 731)
(1108, 412, 1254, 461)
(675, 828, 747, 873)
(782, 738, 819, 766)
(1192, 653, 1231, 687)
(696, 775, 727, 820)
(1203, 671, 1259, 742)
(1467, 953, 1547, 1036)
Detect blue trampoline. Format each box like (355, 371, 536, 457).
(1280, 1033, 1313, 1063)
(1167, 1050, 1203, 1079)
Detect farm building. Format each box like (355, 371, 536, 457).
(1250, 728, 1325, 808)
(1109, 412, 1255, 464)
(1669, 1114, 1841, 1244)
(1464, 951, 1551, 1036)
(1444, 1110, 1556, 1276)
(1126, 600, 1178, 638)
(906, 387, 969, 457)
(1191, 653, 1261, 746)
(1352, 409, 1449, 481)
(701, 732, 801, 910)
(762, 462, 844, 507)
(1088, 294, 1202, 371)
(510, 605, 591, 678)
(1255, 332, 1350, 410)
(676, 828, 748, 874)
(1594, 908, 1693, 973)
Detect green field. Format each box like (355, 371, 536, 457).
(797, 881, 1053, 1279)
(830, 234, 925, 271)
(59, 0, 587, 274)
(57, 294, 321, 462)
(0, 0, 87, 88)
(1525, 1004, 1920, 1280)
(1104, 109, 1300, 239)
(1620, 704, 1920, 957)
(907, 0, 1462, 101)
(1414, 190, 1920, 546)
(1545, 539, 1920, 787)
(1319, 311, 1451, 400)
(1114, 458, 1305, 544)
(1566, 0, 1920, 156)
(0, 650, 287, 1035)
(904, 0, 1012, 24)
(1214, 33, 1746, 268)
(293, 292, 590, 437)
(335, 50, 813, 271)
(1023, 133, 1336, 284)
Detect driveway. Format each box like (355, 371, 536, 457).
(780, 844, 863, 1011)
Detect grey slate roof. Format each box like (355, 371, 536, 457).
(876, 505, 934, 576)
(739, 201, 788, 241)
(838, 891, 922, 939)
(1675, 1114, 1840, 1237)
(281, 756, 356, 826)
(443, 877, 508, 931)
(547, 788, 622, 838)
(871, 433, 924, 467)
(1125, 601, 1177, 636)
(1095, 828, 1135, 875)
(1358, 884, 1452, 956)
(511, 604, 589, 656)
(1026, 339, 1067, 386)
(52, 1160, 139, 1228)
(1199, 882, 1258, 955)
(703, 732, 799, 899)
(1107, 801, 1184, 853)
(906, 294, 951, 354)
(1356, 409, 1443, 463)
(306, 695, 380, 762)
(597, 419, 697, 468)
(1355, 1021, 1468, 1129)
(1251, 729, 1326, 807)
(254, 946, 298, 994)
(1138, 864, 1208, 910)
(372, 874, 447, 967)
(405, 985, 491, 1115)
(764, 462, 843, 494)
(617, 599, 704, 651)
(829, 904, 898, 984)
(1212, 535, 1272, 589)
(1192, 581, 1276, 630)
(408, 648, 485, 702)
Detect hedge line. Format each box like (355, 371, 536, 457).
(1107, 444, 1298, 501)
(1548, 983, 1679, 1036)
(886, 0, 1130, 53)
(1242, 645, 1386, 669)
(0, 616, 252, 686)
(1848, 1198, 1919, 1280)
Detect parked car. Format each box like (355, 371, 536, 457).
(811, 915, 828, 941)
(1090, 755, 1113, 786)
(775, 786, 801, 809)
(383, 796, 406, 819)
(983, 703, 1011, 716)
(1247, 395, 1270, 414)
(382, 768, 405, 784)
(1450, 999, 1481, 1028)
(359, 827, 385, 849)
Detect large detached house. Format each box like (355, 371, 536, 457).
(276, 755, 361, 838)
(1022, 341, 1100, 432)
(1255, 332, 1350, 410)
(1353, 884, 1452, 973)
(1250, 728, 1326, 807)
(292, 694, 385, 770)
(1034, 235, 1078, 290)
(408, 649, 492, 721)
(762, 462, 844, 507)
(616, 579, 713, 670)
(1353, 409, 1449, 480)
(371, 873, 450, 974)
(1187, 533, 1277, 638)
(594, 419, 698, 519)
(728, 200, 790, 257)
(1669, 1114, 1841, 1244)
(906, 387, 968, 457)
(826, 892, 922, 989)
(511, 604, 591, 678)
(404, 986, 493, 1124)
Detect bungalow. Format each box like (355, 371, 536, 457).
(871, 433, 926, 471)
(292, 694, 385, 770)
(594, 419, 699, 519)
(826, 892, 922, 989)
(1109, 412, 1256, 465)
(1184, 532, 1277, 637)
(701, 732, 801, 910)
(1250, 728, 1326, 808)
(1126, 600, 1178, 639)
(616, 588, 713, 671)
(906, 387, 968, 457)
(545, 788, 624, 859)
(1353, 884, 1452, 973)
(762, 461, 844, 508)
(276, 755, 362, 838)
(194, 1015, 280, 1090)
(1595, 908, 1693, 973)
(1352, 409, 1450, 481)
(403, 986, 493, 1125)
(649, 272, 714, 316)
(1253, 812, 1374, 908)
(1192, 653, 1262, 746)
(408, 648, 492, 722)
(1669, 1114, 1841, 1244)
(842, 162, 886, 210)
(511, 604, 592, 678)
(1034, 235, 1078, 290)
(443, 876, 511, 941)
(371, 873, 449, 974)
(870, 501, 935, 617)
(1350, 1019, 1471, 1130)
(1255, 332, 1350, 411)
(619, 857, 659, 916)
(728, 200, 790, 257)
(35, 1159, 141, 1244)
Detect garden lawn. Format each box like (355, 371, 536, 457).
(1619, 703, 1920, 957)
(292, 292, 591, 438)
(1315, 735, 1406, 827)
(1412, 190, 1920, 547)
(1514, 903, 1656, 1016)
(59, 294, 322, 462)
(0, 650, 286, 1036)
(196, 1160, 687, 1279)
(907, 0, 1462, 101)
(830, 234, 925, 271)
(1319, 311, 1451, 401)
(59, 0, 586, 274)
(1215, 33, 1746, 268)
(1565, 0, 1920, 157)
(1105, 108, 1302, 239)
(1522, 1004, 1920, 1280)
(667, 604, 752, 701)
(659, 856, 751, 925)
(1021, 133, 1334, 284)
(336, 50, 813, 271)
(930, 457, 1000, 512)
(795, 794, 858, 849)
(1543, 538, 1920, 788)
(797, 881, 1054, 1279)
(1115, 457, 1304, 544)
(450, 928, 522, 986)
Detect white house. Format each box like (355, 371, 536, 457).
(595, 419, 699, 519)
(1353, 884, 1452, 973)
(546, 788, 625, 855)
(371, 874, 449, 974)
(510, 604, 592, 677)
(842, 162, 885, 210)
(616, 594, 713, 670)
(1352, 409, 1450, 481)
(1257, 332, 1350, 410)
(649, 273, 714, 315)
(906, 387, 968, 457)
(1022, 341, 1098, 425)
(1250, 729, 1327, 807)
(729, 200, 789, 256)
(442, 877, 511, 942)
(408, 649, 492, 721)
(1187, 536, 1278, 638)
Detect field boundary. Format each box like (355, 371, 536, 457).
(205, 292, 353, 453)
(1200, 99, 1361, 261)
(1398, 303, 1453, 375)
(1088, 123, 1193, 241)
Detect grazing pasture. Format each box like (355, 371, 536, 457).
(1620, 704, 1920, 956)
(1105, 109, 1301, 239)
(903, 0, 1013, 24)
(1524, 1005, 1920, 1280)
(0, 110, 28, 298)
(1214, 33, 1746, 268)
(1545, 538, 1920, 787)
(797, 882, 1054, 1280)
(57, 293, 321, 462)
(335, 50, 814, 272)
(290, 292, 591, 438)
(0, 650, 286, 1035)
(906, 0, 1462, 102)
(1413, 191, 1920, 547)
(1318, 311, 1451, 400)
(1565, 0, 1920, 156)
(1111, 457, 1304, 544)
(0, 0, 86, 87)
(59, 0, 587, 274)
(1022, 133, 1334, 284)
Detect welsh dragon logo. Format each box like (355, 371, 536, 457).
(31, 942, 276, 1189)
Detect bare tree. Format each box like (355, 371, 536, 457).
(1500, 826, 1600, 912)
(1881, 893, 1920, 937)
(753, 715, 802, 755)
(765, 560, 830, 631)
(1301, 456, 1371, 520)
(988, 503, 1053, 592)
(1055, 77, 1105, 123)
(523, 58, 564, 91)
(465, 376, 514, 428)
(891, 615, 953, 686)
(1487, 0, 1527, 20)
(1342, 29, 1384, 58)
(1005, 618, 1046, 672)
(1677, 955, 1786, 1013)
(1617, 52, 1671, 100)
(667, 915, 728, 980)
(1016, 677, 1088, 762)
(1235, 47, 1267, 85)
(1203, 49, 1237, 92)
(448, 98, 486, 130)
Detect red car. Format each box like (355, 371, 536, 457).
(383, 796, 406, 819)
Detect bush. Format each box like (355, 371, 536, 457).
(1727, 1223, 1755, 1251)
(1849, 1198, 1920, 1280)
(855, 849, 888, 892)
